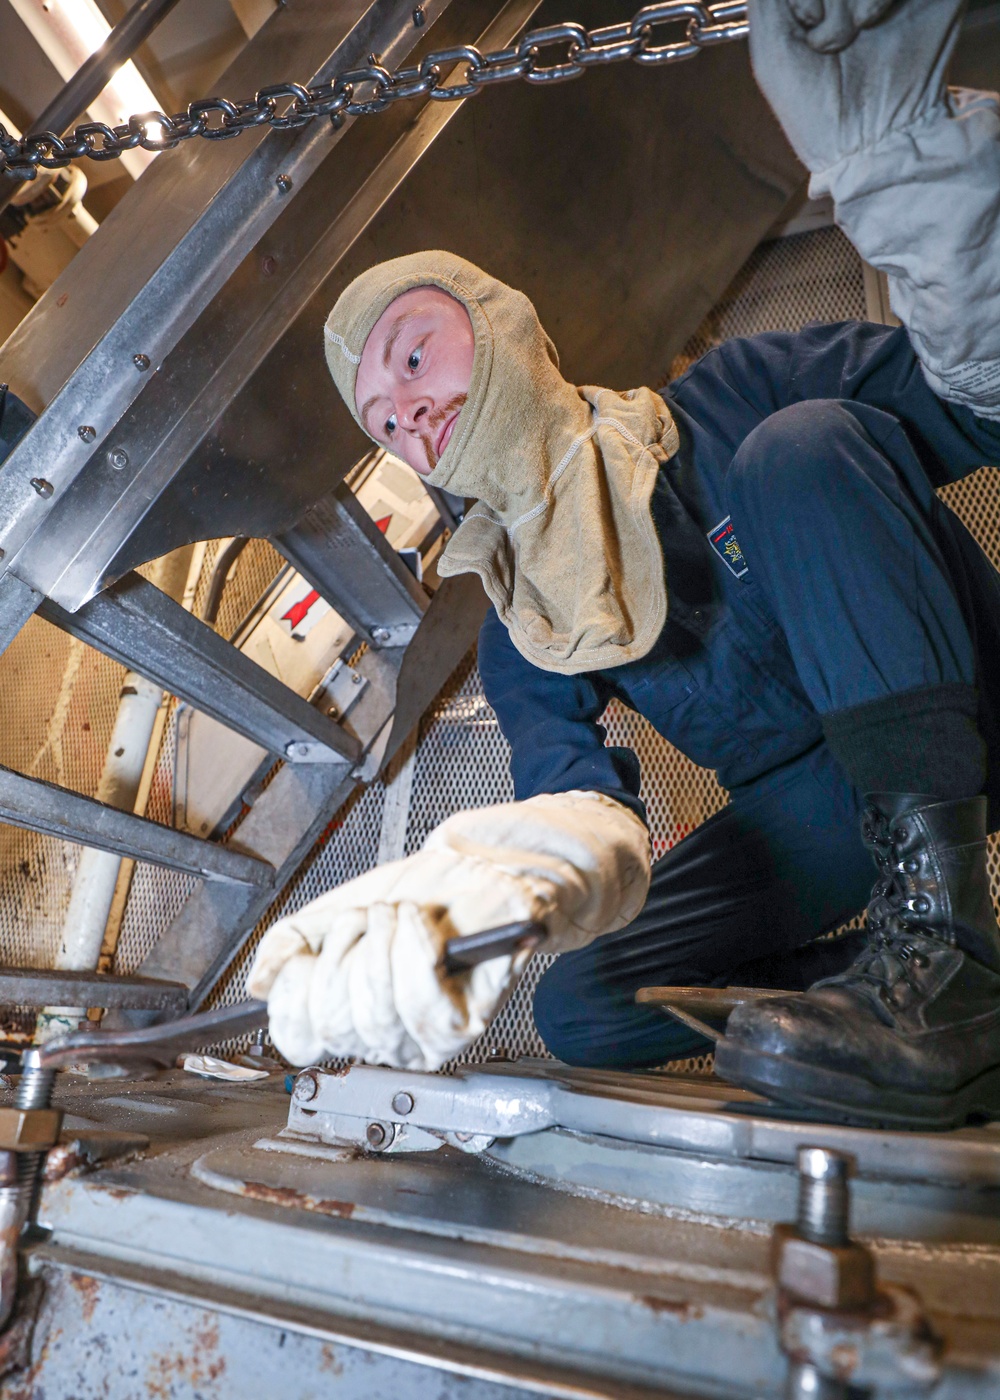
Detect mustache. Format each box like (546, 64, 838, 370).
(420, 392, 467, 472)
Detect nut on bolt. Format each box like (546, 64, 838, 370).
(773, 1147, 876, 1311)
(772, 1224, 876, 1310)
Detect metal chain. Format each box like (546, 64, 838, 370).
(0, 1, 747, 180)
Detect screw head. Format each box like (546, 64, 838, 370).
(30, 477, 53, 498)
(412, 5, 425, 25)
(293, 1071, 318, 1102)
(371, 627, 391, 645)
(107, 447, 129, 471)
(275, 174, 293, 195)
(133, 353, 151, 372)
(391, 1091, 414, 1116)
(78, 425, 96, 443)
(365, 1121, 388, 1149)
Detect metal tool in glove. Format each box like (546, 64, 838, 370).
(32, 919, 547, 1074)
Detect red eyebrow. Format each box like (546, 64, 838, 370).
(381, 308, 422, 368)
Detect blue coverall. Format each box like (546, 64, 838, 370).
(477, 321, 1000, 1069)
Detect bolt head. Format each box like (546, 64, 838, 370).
(275, 174, 293, 195)
(351, 671, 362, 685)
(371, 627, 391, 645)
(133, 353, 151, 372)
(78, 425, 96, 443)
(391, 1091, 414, 1116)
(30, 477, 54, 498)
(293, 1071, 318, 1102)
(107, 448, 129, 471)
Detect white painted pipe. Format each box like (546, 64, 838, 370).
(36, 548, 199, 1041)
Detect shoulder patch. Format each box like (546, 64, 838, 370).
(707, 515, 749, 578)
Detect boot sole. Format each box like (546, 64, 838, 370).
(713, 1037, 1000, 1132)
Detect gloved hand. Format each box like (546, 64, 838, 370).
(248, 790, 650, 1070)
(749, 0, 1000, 418)
(787, 0, 903, 54)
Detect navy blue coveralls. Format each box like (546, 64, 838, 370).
(477, 321, 1000, 1069)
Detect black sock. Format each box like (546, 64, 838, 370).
(822, 683, 986, 800)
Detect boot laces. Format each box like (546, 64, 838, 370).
(849, 810, 932, 997)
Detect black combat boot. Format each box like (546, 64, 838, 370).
(714, 794, 1000, 1129)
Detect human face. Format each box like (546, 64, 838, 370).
(354, 285, 475, 476)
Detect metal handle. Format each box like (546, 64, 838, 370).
(442, 920, 546, 974)
(34, 922, 547, 1071)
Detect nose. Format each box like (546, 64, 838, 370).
(396, 391, 431, 434)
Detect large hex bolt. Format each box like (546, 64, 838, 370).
(775, 1148, 876, 1400)
(773, 1148, 875, 1312)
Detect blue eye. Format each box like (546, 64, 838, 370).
(407, 346, 422, 372)
(384, 413, 397, 437)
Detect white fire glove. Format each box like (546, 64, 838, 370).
(749, 0, 1000, 419)
(247, 790, 650, 1071)
(786, 0, 901, 53)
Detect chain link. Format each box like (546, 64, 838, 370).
(0, 2, 747, 179)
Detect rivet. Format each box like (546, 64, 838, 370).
(107, 448, 129, 471)
(365, 1121, 388, 1149)
(412, 5, 425, 25)
(327, 705, 339, 718)
(285, 740, 311, 760)
(30, 478, 53, 498)
(391, 1091, 414, 1116)
(275, 174, 292, 195)
(78, 425, 96, 443)
(133, 353, 150, 372)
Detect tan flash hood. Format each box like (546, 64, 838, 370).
(325, 251, 678, 675)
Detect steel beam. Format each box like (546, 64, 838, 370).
(0, 0, 492, 607)
(124, 572, 485, 1008)
(0, 969, 188, 1013)
(0, 570, 40, 660)
(38, 572, 360, 765)
(0, 765, 274, 886)
(275, 483, 428, 648)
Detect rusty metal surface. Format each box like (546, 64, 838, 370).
(0, 1069, 990, 1398)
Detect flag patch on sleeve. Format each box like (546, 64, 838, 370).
(707, 515, 749, 578)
